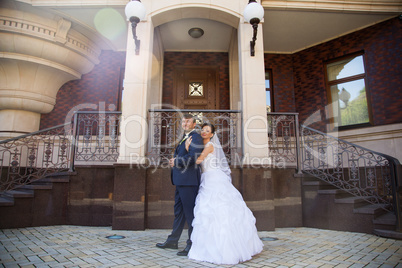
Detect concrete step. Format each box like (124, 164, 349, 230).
(301, 175, 315, 180)
(0, 171, 73, 208)
(373, 229, 402, 240)
(302, 180, 328, 186)
(0, 196, 14, 206)
(39, 177, 70, 183)
(334, 196, 370, 208)
(317, 189, 345, 195)
(43, 171, 74, 181)
(353, 203, 390, 216)
(0, 175, 69, 200)
(3, 189, 34, 198)
(373, 212, 396, 226)
(19, 183, 53, 190)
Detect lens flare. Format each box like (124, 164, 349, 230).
(94, 8, 126, 41)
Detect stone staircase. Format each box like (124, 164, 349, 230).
(0, 183, 53, 207)
(0, 173, 71, 229)
(301, 175, 401, 239)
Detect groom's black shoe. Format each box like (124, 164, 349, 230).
(177, 244, 191, 256)
(156, 241, 178, 249)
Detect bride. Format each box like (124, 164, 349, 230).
(185, 123, 263, 265)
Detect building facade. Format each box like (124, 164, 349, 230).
(0, 0, 401, 235)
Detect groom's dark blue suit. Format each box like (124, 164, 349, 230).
(167, 130, 203, 247)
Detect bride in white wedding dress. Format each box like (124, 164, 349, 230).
(185, 123, 263, 265)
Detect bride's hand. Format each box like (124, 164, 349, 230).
(185, 136, 192, 151)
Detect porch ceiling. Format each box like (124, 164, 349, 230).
(34, 4, 400, 53)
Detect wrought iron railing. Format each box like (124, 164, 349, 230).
(0, 123, 73, 191)
(2, 109, 400, 231)
(0, 111, 122, 192)
(148, 109, 242, 165)
(267, 112, 301, 172)
(71, 111, 121, 167)
(300, 125, 401, 231)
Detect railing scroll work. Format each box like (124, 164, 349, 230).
(267, 113, 301, 171)
(301, 125, 401, 231)
(1, 110, 400, 232)
(148, 109, 241, 166)
(0, 111, 122, 192)
(0, 124, 73, 192)
(71, 111, 121, 165)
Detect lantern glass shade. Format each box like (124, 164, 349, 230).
(125, 0, 146, 21)
(243, 2, 264, 23)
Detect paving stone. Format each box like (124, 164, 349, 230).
(0, 226, 401, 267)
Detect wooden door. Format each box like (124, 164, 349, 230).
(173, 66, 219, 110)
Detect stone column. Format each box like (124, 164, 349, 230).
(113, 17, 154, 230)
(118, 19, 154, 165)
(238, 15, 269, 165)
(237, 5, 274, 231)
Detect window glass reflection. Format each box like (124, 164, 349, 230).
(327, 55, 364, 81)
(330, 79, 369, 126)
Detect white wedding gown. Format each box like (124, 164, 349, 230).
(188, 142, 264, 265)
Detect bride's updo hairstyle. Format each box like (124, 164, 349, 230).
(201, 123, 215, 135)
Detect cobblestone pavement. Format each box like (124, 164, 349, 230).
(0, 226, 401, 268)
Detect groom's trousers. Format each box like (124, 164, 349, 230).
(167, 185, 199, 246)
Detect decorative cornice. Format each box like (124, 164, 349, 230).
(262, 0, 402, 13)
(54, 18, 71, 44)
(0, 17, 100, 65)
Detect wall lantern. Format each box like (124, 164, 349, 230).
(243, 0, 264, 56)
(125, 0, 146, 55)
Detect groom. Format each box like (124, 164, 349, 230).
(156, 113, 204, 256)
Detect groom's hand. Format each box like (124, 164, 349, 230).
(169, 158, 175, 167)
(185, 136, 192, 151)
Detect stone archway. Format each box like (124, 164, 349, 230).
(147, 5, 242, 110)
(150, 6, 240, 28)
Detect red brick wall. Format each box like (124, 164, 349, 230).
(41, 17, 400, 130)
(162, 52, 230, 109)
(293, 16, 402, 130)
(40, 50, 125, 129)
(264, 54, 296, 112)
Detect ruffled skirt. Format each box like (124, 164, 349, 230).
(188, 169, 263, 265)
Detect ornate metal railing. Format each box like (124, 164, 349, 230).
(71, 111, 121, 167)
(2, 109, 400, 231)
(0, 111, 122, 192)
(267, 112, 301, 171)
(301, 125, 401, 230)
(0, 123, 73, 191)
(148, 109, 242, 165)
